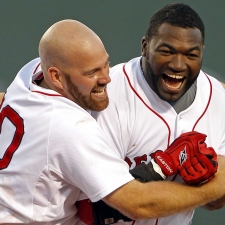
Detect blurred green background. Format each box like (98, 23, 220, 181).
(1, 1, 224, 224)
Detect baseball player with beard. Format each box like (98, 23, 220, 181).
(91, 3, 225, 225)
(1, 18, 225, 225)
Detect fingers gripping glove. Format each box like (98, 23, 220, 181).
(150, 131, 208, 177)
(179, 147, 218, 185)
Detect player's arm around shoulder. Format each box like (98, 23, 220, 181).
(102, 155, 225, 220)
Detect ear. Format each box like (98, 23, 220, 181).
(141, 36, 148, 57)
(47, 67, 63, 90)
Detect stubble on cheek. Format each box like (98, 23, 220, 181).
(65, 74, 109, 111)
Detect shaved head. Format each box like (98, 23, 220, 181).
(39, 19, 105, 74)
(38, 19, 110, 111)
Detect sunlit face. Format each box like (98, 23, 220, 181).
(64, 70, 110, 111)
(60, 49, 111, 111)
(142, 23, 203, 101)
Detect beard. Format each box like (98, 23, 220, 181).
(65, 74, 109, 111)
(144, 56, 161, 97)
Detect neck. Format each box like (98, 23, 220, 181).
(39, 78, 51, 89)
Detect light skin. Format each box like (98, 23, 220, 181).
(38, 20, 111, 111)
(1, 20, 225, 220)
(105, 157, 225, 219)
(221, 82, 225, 89)
(201, 194, 225, 211)
(0, 93, 4, 101)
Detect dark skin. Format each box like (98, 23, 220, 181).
(141, 22, 225, 210)
(0, 23, 225, 215)
(141, 23, 203, 102)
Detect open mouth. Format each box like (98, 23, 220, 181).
(92, 89, 104, 95)
(92, 87, 107, 98)
(162, 74, 185, 90)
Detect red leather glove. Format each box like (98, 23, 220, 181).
(151, 131, 207, 177)
(179, 148, 218, 185)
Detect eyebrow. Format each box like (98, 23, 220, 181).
(158, 43, 201, 52)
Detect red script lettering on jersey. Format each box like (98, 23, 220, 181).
(0, 105, 24, 169)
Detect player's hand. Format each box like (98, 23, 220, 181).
(150, 131, 210, 177)
(179, 149, 218, 185)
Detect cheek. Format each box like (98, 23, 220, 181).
(189, 61, 202, 77)
(78, 79, 96, 94)
(149, 55, 165, 72)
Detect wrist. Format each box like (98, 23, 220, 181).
(151, 159, 167, 179)
(153, 151, 176, 177)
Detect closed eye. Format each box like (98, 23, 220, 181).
(159, 50, 172, 55)
(87, 69, 98, 76)
(187, 54, 198, 58)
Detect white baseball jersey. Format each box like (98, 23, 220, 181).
(0, 58, 134, 224)
(92, 56, 225, 225)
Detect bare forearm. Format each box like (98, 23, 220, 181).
(201, 194, 225, 211)
(104, 179, 222, 220)
(104, 156, 225, 220)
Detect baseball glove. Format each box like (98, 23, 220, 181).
(151, 131, 218, 184)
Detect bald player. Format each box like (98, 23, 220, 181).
(0, 19, 225, 225)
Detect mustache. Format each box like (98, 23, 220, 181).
(92, 84, 107, 90)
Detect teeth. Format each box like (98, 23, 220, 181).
(167, 74, 183, 79)
(163, 80, 183, 90)
(93, 89, 104, 95)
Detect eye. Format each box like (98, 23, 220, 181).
(159, 49, 172, 55)
(186, 53, 199, 59)
(86, 70, 98, 76)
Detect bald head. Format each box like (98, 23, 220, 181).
(39, 19, 105, 74)
(37, 19, 110, 110)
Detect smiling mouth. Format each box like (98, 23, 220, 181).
(93, 89, 104, 95)
(92, 87, 107, 98)
(162, 74, 185, 90)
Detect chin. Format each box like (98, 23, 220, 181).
(158, 92, 181, 102)
(89, 100, 109, 111)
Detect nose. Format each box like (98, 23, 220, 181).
(98, 66, 111, 85)
(168, 54, 187, 71)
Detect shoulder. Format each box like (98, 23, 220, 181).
(51, 105, 101, 138)
(108, 57, 141, 88)
(109, 62, 126, 79)
(18, 58, 41, 75)
(110, 57, 141, 78)
(199, 71, 225, 92)
(106, 57, 143, 104)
